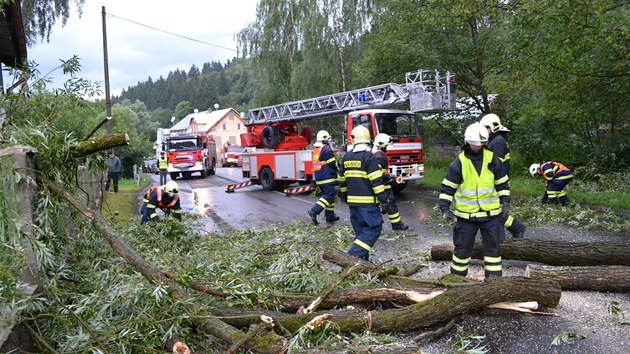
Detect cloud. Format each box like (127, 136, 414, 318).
(26, 0, 258, 97)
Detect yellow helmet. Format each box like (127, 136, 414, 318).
(164, 181, 180, 197)
(464, 122, 489, 146)
(373, 133, 392, 149)
(316, 130, 331, 142)
(351, 125, 371, 144)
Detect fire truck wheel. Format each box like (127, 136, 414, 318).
(391, 181, 408, 194)
(209, 159, 216, 175)
(262, 125, 280, 149)
(170, 173, 178, 180)
(259, 167, 278, 191)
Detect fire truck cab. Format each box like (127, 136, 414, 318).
(162, 131, 217, 180)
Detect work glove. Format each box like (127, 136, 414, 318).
(500, 202, 510, 222)
(441, 209, 454, 222)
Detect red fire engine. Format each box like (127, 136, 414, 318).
(160, 130, 217, 180)
(226, 69, 456, 193)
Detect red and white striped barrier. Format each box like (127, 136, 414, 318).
(284, 185, 314, 196)
(225, 180, 253, 193)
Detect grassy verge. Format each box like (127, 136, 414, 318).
(101, 174, 152, 225)
(422, 166, 630, 210)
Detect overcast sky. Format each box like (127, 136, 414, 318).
(26, 0, 259, 97)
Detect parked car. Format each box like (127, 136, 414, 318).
(143, 159, 158, 174)
(220, 145, 244, 167)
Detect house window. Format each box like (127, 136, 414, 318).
(237, 123, 241, 130)
(222, 123, 227, 131)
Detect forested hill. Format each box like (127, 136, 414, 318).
(112, 57, 256, 114)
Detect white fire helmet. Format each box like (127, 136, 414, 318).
(464, 122, 489, 146)
(480, 113, 510, 133)
(529, 163, 541, 177)
(164, 181, 180, 197)
(373, 133, 392, 149)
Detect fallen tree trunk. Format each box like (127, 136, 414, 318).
(70, 132, 130, 157)
(41, 175, 286, 353)
(322, 247, 398, 277)
(525, 264, 630, 292)
(431, 239, 630, 266)
(280, 286, 442, 313)
(215, 277, 561, 334)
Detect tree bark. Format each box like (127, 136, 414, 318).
(215, 277, 561, 334)
(70, 133, 129, 157)
(431, 239, 630, 266)
(322, 247, 398, 277)
(525, 264, 630, 292)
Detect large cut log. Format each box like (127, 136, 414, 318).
(322, 247, 398, 277)
(431, 239, 630, 266)
(280, 286, 442, 313)
(525, 264, 630, 292)
(70, 133, 130, 157)
(214, 277, 561, 334)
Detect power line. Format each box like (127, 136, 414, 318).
(106, 12, 239, 53)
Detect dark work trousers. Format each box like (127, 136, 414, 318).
(544, 179, 572, 205)
(311, 183, 337, 220)
(347, 205, 384, 261)
(450, 216, 503, 278)
(159, 169, 168, 185)
(105, 171, 119, 193)
(383, 189, 404, 226)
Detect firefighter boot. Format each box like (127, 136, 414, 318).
(308, 209, 319, 225)
(392, 222, 409, 231)
(325, 214, 340, 222)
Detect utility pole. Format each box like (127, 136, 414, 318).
(102, 6, 113, 141)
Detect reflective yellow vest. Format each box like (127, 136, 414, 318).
(158, 157, 168, 170)
(454, 150, 501, 213)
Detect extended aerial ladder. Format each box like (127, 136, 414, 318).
(227, 69, 457, 194)
(245, 69, 456, 125)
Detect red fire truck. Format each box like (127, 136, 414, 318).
(227, 69, 456, 193)
(160, 130, 217, 180)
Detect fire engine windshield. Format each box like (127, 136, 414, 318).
(375, 112, 420, 137)
(168, 139, 199, 152)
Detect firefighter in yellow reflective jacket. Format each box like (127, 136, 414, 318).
(140, 181, 182, 224)
(338, 126, 389, 261)
(158, 151, 169, 185)
(437, 122, 511, 278)
(308, 130, 340, 224)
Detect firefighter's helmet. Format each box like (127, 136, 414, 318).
(351, 125, 371, 144)
(373, 133, 392, 149)
(480, 113, 510, 133)
(164, 181, 179, 197)
(529, 163, 541, 177)
(316, 130, 331, 142)
(464, 122, 489, 146)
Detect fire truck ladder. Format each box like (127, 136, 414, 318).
(245, 69, 456, 125)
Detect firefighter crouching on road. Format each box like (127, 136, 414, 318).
(479, 113, 526, 240)
(338, 125, 389, 261)
(529, 161, 573, 206)
(308, 130, 340, 225)
(158, 151, 169, 185)
(438, 122, 511, 278)
(141, 181, 182, 224)
(372, 133, 409, 231)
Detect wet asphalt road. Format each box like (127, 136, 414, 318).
(151, 168, 630, 354)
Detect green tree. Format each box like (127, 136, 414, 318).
(173, 101, 192, 120)
(21, 0, 86, 45)
(503, 0, 630, 173)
